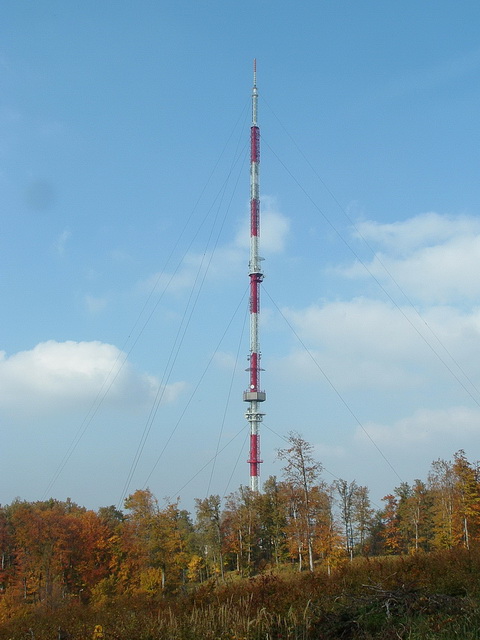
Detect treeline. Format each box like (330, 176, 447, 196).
(1, 434, 479, 615)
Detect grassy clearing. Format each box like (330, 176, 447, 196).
(2, 549, 480, 639)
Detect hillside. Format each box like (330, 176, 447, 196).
(2, 550, 480, 639)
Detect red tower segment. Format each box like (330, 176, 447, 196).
(244, 60, 265, 491)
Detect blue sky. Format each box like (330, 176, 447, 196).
(3, 1, 480, 512)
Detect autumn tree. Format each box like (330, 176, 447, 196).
(312, 483, 344, 573)
(257, 476, 288, 566)
(121, 490, 193, 593)
(399, 479, 432, 552)
(223, 487, 264, 575)
(381, 494, 402, 554)
(394, 482, 416, 553)
(277, 432, 322, 571)
(4, 500, 111, 603)
(428, 458, 456, 549)
(335, 479, 357, 560)
(98, 505, 124, 529)
(194, 495, 224, 580)
(0, 506, 14, 594)
(74, 509, 116, 595)
(148, 501, 193, 591)
(119, 489, 159, 589)
(451, 450, 480, 548)
(352, 484, 374, 555)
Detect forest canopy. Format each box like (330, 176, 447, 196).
(0, 437, 479, 611)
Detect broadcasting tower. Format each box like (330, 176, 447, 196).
(243, 59, 266, 493)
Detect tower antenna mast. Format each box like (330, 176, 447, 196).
(243, 59, 266, 492)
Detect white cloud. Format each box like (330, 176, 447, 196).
(281, 299, 428, 390)
(308, 405, 480, 501)
(235, 196, 290, 254)
(0, 340, 184, 419)
(313, 442, 347, 460)
(354, 212, 480, 253)
(279, 295, 480, 392)
(139, 252, 209, 296)
(140, 196, 290, 296)
(356, 406, 480, 450)
(54, 229, 71, 255)
(267, 211, 480, 495)
(84, 294, 108, 314)
(212, 351, 237, 370)
(109, 248, 134, 263)
(344, 212, 480, 303)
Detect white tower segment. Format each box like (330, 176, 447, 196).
(243, 59, 266, 492)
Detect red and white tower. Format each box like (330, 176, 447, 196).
(243, 60, 266, 493)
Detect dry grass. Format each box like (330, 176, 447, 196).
(2, 549, 480, 639)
